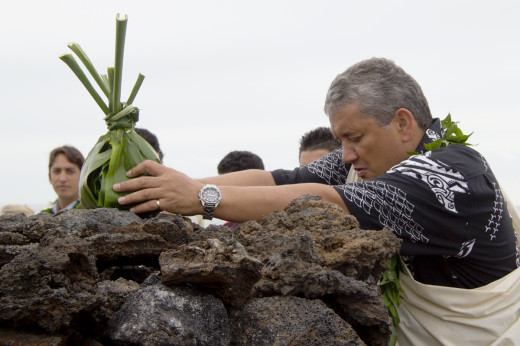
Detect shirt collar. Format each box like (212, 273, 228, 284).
(52, 199, 80, 214)
(414, 118, 442, 154)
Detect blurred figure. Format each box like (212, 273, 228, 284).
(135, 127, 164, 161)
(299, 126, 341, 166)
(0, 204, 34, 217)
(217, 151, 265, 174)
(41, 145, 84, 214)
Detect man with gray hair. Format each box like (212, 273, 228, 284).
(114, 58, 520, 344)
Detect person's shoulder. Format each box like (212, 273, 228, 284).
(431, 143, 480, 156)
(431, 144, 487, 171)
(392, 144, 494, 189)
(389, 144, 486, 181)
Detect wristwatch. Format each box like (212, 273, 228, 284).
(198, 184, 222, 220)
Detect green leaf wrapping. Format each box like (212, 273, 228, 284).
(79, 129, 160, 209)
(61, 14, 157, 210)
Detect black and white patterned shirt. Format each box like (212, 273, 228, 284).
(272, 119, 519, 288)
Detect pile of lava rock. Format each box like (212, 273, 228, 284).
(0, 195, 401, 345)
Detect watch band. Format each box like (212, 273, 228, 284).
(202, 204, 216, 220)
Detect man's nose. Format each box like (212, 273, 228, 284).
(342, 146, 358, 163)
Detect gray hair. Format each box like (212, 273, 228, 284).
(324, 58, 432, 130)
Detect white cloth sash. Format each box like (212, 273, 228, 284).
(346, 166, 363, 184)
(396, 262, 520, 346)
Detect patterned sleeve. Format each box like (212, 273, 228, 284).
(271, 149, 351, 186)
(333, 150, 476, 256)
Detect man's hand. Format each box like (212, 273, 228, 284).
(113, 160, 204, 215)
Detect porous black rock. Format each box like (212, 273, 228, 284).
(0, 195, 401, 345)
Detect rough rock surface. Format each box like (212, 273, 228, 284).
(107, 274, 231, 345)
(0, 195, 401, 345)
(229, 296, 364, 345)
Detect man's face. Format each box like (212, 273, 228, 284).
(330, 103, 410, 180)
(299, 148, 330, 166)
(49, 154, 81, 204)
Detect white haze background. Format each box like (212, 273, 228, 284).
(0, 0, 519, 213)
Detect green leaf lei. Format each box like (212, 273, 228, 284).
(379, 114, 473, 345)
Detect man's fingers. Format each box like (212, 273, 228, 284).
(116, 186, 160, 206)
(126, 160, 164, 178)
(111, 162, 197, 216)
(113, 175, 157, 193)
(127, 200, 160, 214)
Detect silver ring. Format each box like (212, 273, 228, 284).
(156, 200, 161, 211)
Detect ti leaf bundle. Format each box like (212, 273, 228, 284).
(60, 14, 160, 209)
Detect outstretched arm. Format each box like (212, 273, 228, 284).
(213, 183, 346, 222)
(113, 160, 348, 221)
(197, 168, 276, 187)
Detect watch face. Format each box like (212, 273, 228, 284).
(203, 186, 221, 203)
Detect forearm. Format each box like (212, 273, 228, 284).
(214, 183, 349, 222)
(197, 169, 276, 187)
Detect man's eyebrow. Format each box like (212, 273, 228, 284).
(338, 130, 357, 138)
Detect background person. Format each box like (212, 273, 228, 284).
(135, 127, 164, 162)
(41, 145, 84, 214)
(0, 204, 34, 217)
(298, 126, 341, 166)
(217, 150, 265, 174)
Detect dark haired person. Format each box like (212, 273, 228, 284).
(114, 58, 520, 344)
(135, 128, 164, 161)
(299, 127, 341, 166)
(41, 145, 84, 214)
(217, 151, 264, 175)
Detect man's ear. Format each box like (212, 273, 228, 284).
(392, 108, 416, 142)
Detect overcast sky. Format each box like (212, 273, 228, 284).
(1, 0, 519, 213)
